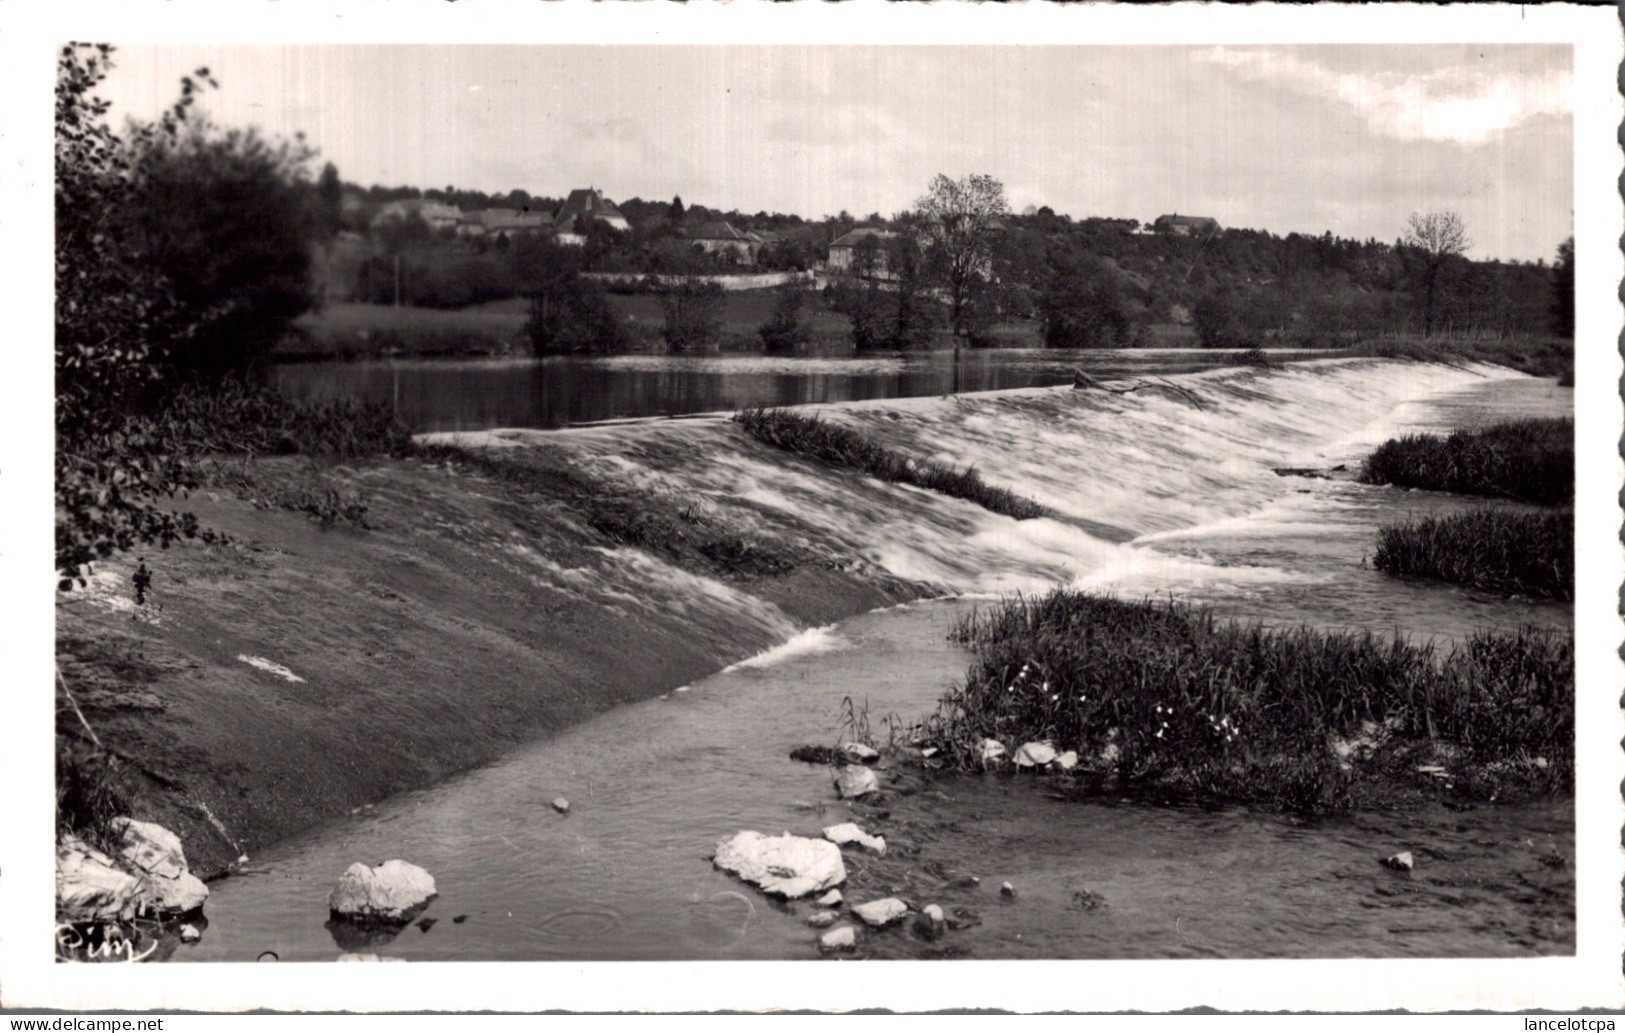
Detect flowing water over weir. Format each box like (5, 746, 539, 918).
(177, 360, 1573, 962)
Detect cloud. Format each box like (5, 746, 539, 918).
(1196, 46, 1570, 145)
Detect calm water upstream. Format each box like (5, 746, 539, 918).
(174, 366, 1572, 962)
(271, 349, 1338, 433)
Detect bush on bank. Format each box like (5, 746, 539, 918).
(734, 407, 1047, 521)
(1373, 508, 1573, 601)
(1359, 418, 1573, 506)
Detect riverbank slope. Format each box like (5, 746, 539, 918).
(56, 358, 1542, 879)
(57, 440, 930, 878)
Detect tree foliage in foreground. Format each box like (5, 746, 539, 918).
(128, 117, 318, 372)
(56, 44, 214, 582)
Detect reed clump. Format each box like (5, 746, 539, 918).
(919, 590, 1571, 814)
(1372, 508, 1573, 600)
(733, 407, 1048, 521)
(1358, 418, 1572, 505)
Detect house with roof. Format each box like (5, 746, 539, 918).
(455, 208, 555, 239)
(1152, 214, 1221, 239)
(826, 227, 899, 277)
(689, 221, 757, 263)
(372, 198, 463, 232)
(553, 188, 631, 234)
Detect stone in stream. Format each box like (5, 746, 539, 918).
(841, 742, 880, 764)
(551, 797, 571, 815)
(112, 818, 210, 915)
(1012, 741, 1057, 768)
(1382, 851, 1415, 873)
(834, 765, 880, 799)
(913, 904, 947, 941)
(56, 836, 144, 922)
(1053, 750, 1079, 771)
(815, 889, 843, 908)
(1000, 881, 1017, 899)
(819, 925, 857, 953)
(712, 831, 846, 899)
(851, 897, 910, 928)
(805, 909, 840, 929)
(822, 822, 887, 856)
(178, 923, 202, 944)
(328, 859, 438, 923)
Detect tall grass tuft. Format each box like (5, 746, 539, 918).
(1359, 418, 1572, 505)
(921, 590, 1571, 813)
(1373, 508, 1573, 600)
(734, 407, 1047, 520)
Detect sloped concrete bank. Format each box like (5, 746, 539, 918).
(57, 422, 935, 880)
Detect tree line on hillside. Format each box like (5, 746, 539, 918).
(59, 37, 1577, 378)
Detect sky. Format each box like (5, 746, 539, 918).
(97, 43, 1573, 263)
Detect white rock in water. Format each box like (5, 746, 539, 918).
(111, 817, 210, 915)
(179, 924, 202, 944)
(841, 742, 880, 763)
(1000, 881, 1016, 899)
(1382, 851, 1415, 872)
(834, 765, 879, 799)
(851, 897, 909, 928)
(56, 836, 143, 922)
(805, 909, 840, 928)
(822, 822, 887, 856)
(551, 798, 571, 814)
(913, 903, 947, 940)
(819, 925, 857, 953)
(712, 831, 846, 899)
(112, 818, 188, 879)
(1013, 741, 1057, 768)
(979, 739, 1007, 764)
(1053, 750, 1079, 771)
(329, 860, 438, 922)
(816, 889, 843, 908)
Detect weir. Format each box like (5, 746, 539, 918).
(425, 357, 1536, 610)
(136, 358, 1573, 962)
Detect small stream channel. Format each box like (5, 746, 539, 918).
(173, 372, 1573, 962)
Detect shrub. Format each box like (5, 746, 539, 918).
(1193, 290, 1265, 349)
(921, 590, 1572, 813)
(1359, 419, 1573, 505)
(734, 407, 1046, 520)
(1373, 508, 1572, 600)
(757, 284, 811, 355)
(526, 277, 629, 355)
(129, 120, 319, 373)
(659, 280, 727, 354)
(56, 740, 130, 836)
(828, 281, 895, 351)
(1039, 255, 1136, 349)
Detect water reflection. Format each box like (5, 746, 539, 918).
(271, 350, 1322, 433)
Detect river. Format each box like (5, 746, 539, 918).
(173, 361, 1572, 962)
(270, 348, 1339, 432)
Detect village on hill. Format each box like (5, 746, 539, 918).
(296, 173, 1563, 361)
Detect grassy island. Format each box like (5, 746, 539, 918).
(917, 590, 1571, 815)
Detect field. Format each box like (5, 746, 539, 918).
(278, 300, 531, 360)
